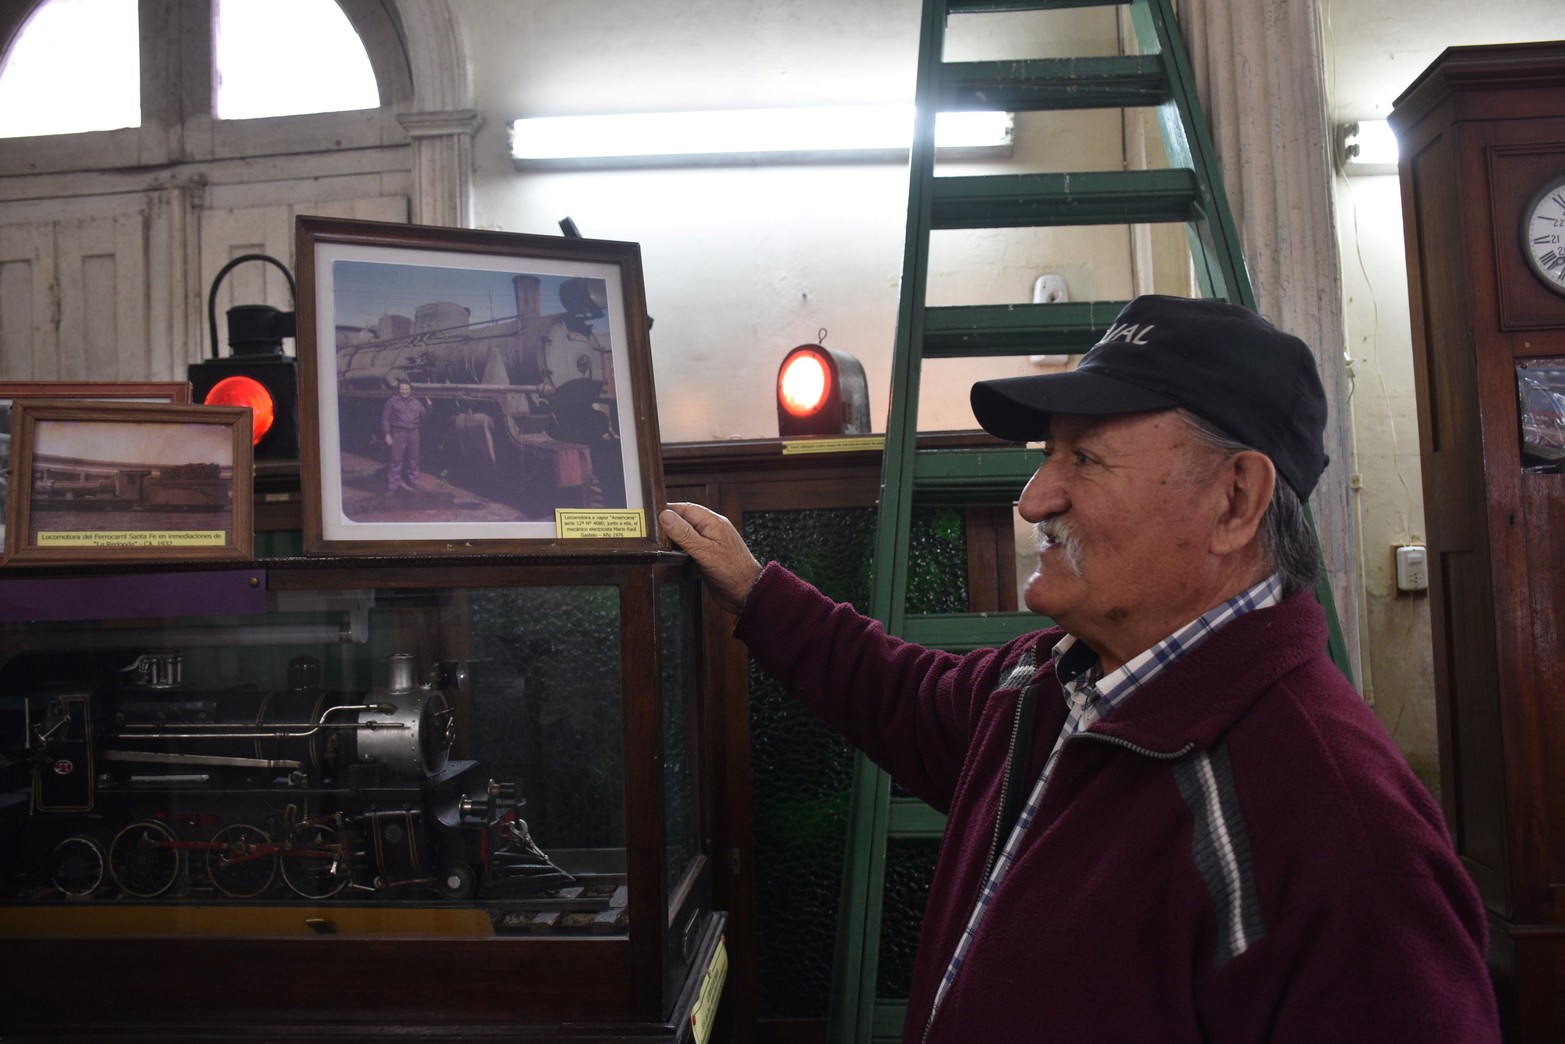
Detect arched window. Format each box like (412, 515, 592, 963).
(0, 0, 138, 137)
(0, 1, 478, 387)
(0, 0, 435, 386)
(213, 0, 378, 120)
(0, 0, 380, 139)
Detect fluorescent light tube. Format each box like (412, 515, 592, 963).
(509, 105, 1013, 167)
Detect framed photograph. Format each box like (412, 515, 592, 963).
(3, 400, 252, 565)
(0, 381, 192, 562)
(295, 216, 666, 556)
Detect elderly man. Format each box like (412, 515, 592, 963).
(661, 295, 1498, 1042)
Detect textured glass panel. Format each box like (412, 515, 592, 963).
(744, 507, 872, 1018)
(465, 586, 624, 851)
(743, 504, 968, 1018)
(899, 506, 967, 799)
(878, 838, 939, 998)
(661, 573, 701, 890)
(905, 506, 969, 614)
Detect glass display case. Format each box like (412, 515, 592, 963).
(0, 551, 723, 1040)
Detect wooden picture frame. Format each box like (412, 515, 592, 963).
(295, 216, 666, 556)
(2, 400, 252, 565)
(0, 381, 193, 562)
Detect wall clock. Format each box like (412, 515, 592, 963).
(1522, 173, 1565, 297)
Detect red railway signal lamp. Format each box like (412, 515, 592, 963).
(188, 254, 300, 460)
(777, 340, 870, 437)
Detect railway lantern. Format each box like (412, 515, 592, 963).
(188, 254, 300, 460)
(777, 339, 871, 437)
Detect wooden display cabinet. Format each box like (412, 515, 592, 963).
(0, 551, 724, 1041)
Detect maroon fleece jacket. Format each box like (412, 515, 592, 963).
(734, 563, 1499, 1043)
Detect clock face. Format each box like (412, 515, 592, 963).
(1523, 174, 1565, 297)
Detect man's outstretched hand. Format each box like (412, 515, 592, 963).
(660, 502, 763, 616)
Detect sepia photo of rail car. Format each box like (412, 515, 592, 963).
(31, 461, 229, 512)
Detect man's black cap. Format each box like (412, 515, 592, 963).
(969, 295, 1329, 499)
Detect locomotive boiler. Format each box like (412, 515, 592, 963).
(335, 273, 627, 515)
(2, 649, 571, 904)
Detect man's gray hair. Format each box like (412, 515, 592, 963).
(1178, 410, 1322, 597)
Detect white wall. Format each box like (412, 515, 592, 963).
(460, 0, 1180, 443)
(1332, 171, 1439, 782)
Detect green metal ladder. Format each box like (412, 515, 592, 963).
(830, 1, 1353, 1040)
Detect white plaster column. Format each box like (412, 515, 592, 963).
(397, 109, 484, 228)
(1177, 0, 1362, 683)
(393, 1, 479, 228)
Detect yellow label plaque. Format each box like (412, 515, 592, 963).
(554, 509, 647, 539)
(780, 435, 885, 456)
(689, 935, 728, 1044)
(36, 530, 227, 547)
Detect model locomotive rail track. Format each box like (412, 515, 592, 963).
(505, 878, 626, 911)
(494, 878, 629, 934)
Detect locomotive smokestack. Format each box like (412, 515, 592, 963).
(387, 652, 417, 694)
(514, 275, 541, 320)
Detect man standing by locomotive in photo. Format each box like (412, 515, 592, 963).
(383, 377, 428, 493)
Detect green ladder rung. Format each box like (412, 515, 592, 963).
(930, 168, 1202, 229)
(949, 0, 1128, 12)
(887, 796, 948, 839)
(900, 611, 1044, 652)
(911, 445, 1041, 492)
(923, 300, 1128, 357)
(940, 56, 1171, 111)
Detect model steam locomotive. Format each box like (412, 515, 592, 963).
(0, 649, 571, 904)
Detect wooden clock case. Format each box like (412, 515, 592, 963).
(1390, 40, 1565, 1041)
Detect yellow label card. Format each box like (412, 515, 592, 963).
(689, 935, 728, 1044)
(780, 435, 885, 455)
(555, 509, 647, 539)
(36, 530, 226, 547)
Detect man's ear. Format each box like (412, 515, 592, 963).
(1210, 450, 1276, 556)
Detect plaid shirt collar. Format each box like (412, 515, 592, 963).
(1049, 573, 1284, 726)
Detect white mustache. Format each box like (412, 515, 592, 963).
(1034, 518, 1084, 576)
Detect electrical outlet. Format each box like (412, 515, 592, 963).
(1030, 274, 1070, 365)
(1394, 544, 1428, 593)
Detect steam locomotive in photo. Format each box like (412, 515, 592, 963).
(334, 272, 627, 515)
(0, 650, 571, 905)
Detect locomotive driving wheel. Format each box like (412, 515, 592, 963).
(280, 823, 352, 899)
(109, 820, 182, 898)
(207, 823, 278, 898)
(48, 835, 107, 898)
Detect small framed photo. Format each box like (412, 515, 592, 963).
(0, 381, 193, 562)
(295, 216, 666, 556)
(1519, 358, 1565, 472)
(2, 400, 252, 565)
